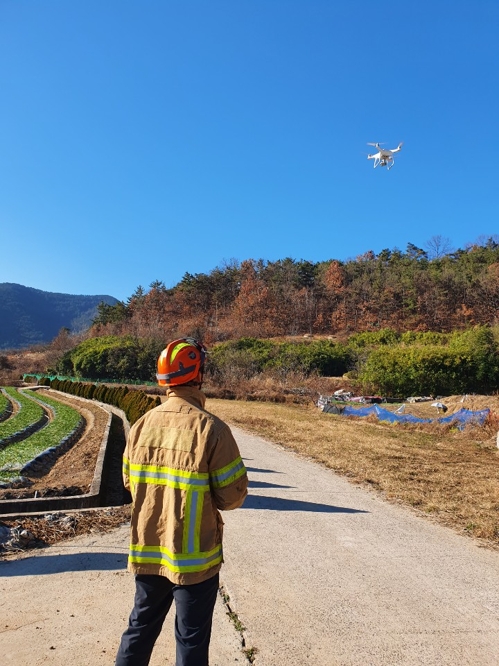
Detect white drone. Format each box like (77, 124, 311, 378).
(367, 142, 403, 170)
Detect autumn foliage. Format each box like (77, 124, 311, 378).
(91, 239, 499, 343)
(35, 238, 499, 397)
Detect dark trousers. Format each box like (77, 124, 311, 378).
(115, 573, 219, 666)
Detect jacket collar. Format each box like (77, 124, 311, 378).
(166, 385, 206, 410)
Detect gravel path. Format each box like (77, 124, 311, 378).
(2, 425, 499, 665)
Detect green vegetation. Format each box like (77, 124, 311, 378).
(208, 327, 499, 397)
(0, 390, 9, 417)
(357, 326, 499, 396)
(209, 337, 352, 379)
(0, 388, 45, 442)
(0, 390, 82, 481)
(47, 378, 160, 425)
(43, 324, 499, 397)
(56, 335, 163, 382)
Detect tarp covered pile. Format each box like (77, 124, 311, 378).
(321, 404, 490, 429)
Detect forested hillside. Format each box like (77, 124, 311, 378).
(93, 238, 499, 343)
(0, 283, 117, 349)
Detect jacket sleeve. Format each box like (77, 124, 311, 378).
(122, 433, 132, 493)
(209, 423, 248, 511)
(122, 418, 145, 495)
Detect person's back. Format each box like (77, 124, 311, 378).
(124, 384, 247, 585)
(116, 338, 248, 666)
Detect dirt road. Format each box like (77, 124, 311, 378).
(2, 425, 499, 665)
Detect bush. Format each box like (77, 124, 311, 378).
(56, 336, 163, 382)
(358, 326, 499, 396)
(46, 378, 159, 425)
(208, 338, 352, 383)
(347, 329, 401, 349)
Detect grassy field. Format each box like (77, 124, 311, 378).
(208, 394, 499, 548)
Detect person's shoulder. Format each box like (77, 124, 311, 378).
(200, 406, 231, 437)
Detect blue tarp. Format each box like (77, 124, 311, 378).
(329, 405, 490, 429)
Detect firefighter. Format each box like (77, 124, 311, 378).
(115, 337, 248, 666)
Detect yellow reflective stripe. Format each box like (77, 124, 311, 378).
(170, 342, 190, 363)
(127, 462, 210, 491)
(183, 490, 193, 552)
(210, 456, 246, 488)
(129, 543, 222, 574)
(183, 490, 203, 554)
(194, 492, 203, 553)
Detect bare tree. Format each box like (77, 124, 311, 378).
(466, 234, 499, 249)
(424, 235, 453, 260)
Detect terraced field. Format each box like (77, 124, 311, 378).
(0, 388, 115, 497)
(0, 388, 47, 447)
(0, 390, 84, 482)
(0, 390, 10, 420)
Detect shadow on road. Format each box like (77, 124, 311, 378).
(245, 466, 283, 474)
(242, 494, 369, 514)
(249, 480, 294, 489)
(1, 551, 128, 577)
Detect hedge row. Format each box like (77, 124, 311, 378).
(40, 378, 160, 425)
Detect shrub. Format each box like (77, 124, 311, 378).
(358, 327, 499, 396)
(56, 336, 163, 382)
(46, 378, 158, 426)
(208, 338, 352, 383)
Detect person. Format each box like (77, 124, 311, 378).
(115, 337, 248, 666)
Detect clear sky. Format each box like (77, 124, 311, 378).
(1, 1, 498, 301)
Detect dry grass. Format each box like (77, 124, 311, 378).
(0, 506, 131, 557)
(208, 396, 499, 548)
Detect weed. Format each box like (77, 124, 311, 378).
(243, 646, 258, 662)
(226, 611, 245, 633)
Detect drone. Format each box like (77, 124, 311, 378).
(367, 142, 403, 170)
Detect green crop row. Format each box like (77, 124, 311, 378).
(0, 390, 82, 481)
(0, 388, 46, 442)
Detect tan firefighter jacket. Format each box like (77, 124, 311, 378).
(123, 386, 248, 585)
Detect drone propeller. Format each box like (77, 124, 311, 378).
(367, 142, 385, 147)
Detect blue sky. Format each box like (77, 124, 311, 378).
(1, 1, 498, 301)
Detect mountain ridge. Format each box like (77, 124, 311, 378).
(0, 282, 118, 350)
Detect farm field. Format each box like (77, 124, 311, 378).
(0, 390, 83, 482)
(1, 388, 498, 553)
(209, 394, 499, 549)
(0, 389, 111, 499)
(0, 387, 46, 443)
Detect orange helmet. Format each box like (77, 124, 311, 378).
(156, 338, 207, 386)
